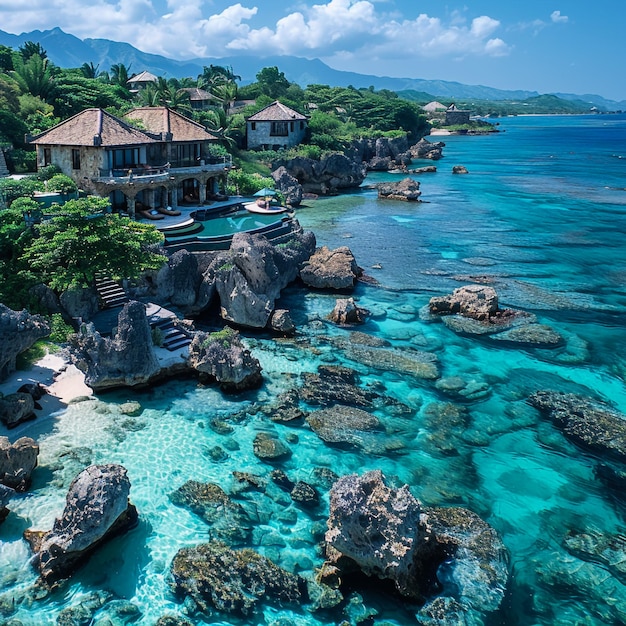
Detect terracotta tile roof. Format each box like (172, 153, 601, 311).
(124, 107, 219, 142)
(30, 108, 159, 147)
(247, 101, 307, 122)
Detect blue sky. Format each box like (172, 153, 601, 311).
(1, 0, 624, 100)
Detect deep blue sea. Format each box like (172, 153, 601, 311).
(2, 114, 626, 625)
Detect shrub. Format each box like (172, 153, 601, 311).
(46, 173, 78, 195)
(49, 313, 75, 343)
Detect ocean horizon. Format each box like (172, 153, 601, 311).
(2, 113, 626, 625)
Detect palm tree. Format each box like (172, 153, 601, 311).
(19, 41, 47, 60)
(80, 61, 100, 79)
(11, 54, 56, 101)
(109, 63, 132, 88)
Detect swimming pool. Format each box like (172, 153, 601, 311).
(163, 203, 296, 251)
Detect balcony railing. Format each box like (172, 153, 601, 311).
(94, 156, 232, 183)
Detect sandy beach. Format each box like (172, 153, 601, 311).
(0, 352, 92, 422)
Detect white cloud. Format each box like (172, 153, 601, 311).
(551, 10, 569, 24)
(0, 0, 511, 65)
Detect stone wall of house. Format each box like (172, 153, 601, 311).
(247, 121, 307, 150)
(41, 146, 107, 192)
(445, 110, 471, 125)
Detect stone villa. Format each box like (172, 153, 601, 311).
(246, 101, 308, 150)
(29, 107, 231, 219)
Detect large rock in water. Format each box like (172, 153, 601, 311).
(170, 540, 305, 617)
(272, 153, 367, 195)
(272, 165, 303, 206)
(300, 246, 361, 290)
(201, 230, 316, 328)
(323, 471, 508, 618)
(69, 300, 161, 390)
(0, 304, 50, 380)
(0, 435, 39, 491)
(0, 483, 14, 524)
(27, 464, 138, 588)
(187, 328, 262, 392)
(528, 391, 626, 461)
(376, 177, 422, 201)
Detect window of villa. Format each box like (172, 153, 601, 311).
(270, 122, 289, 136)
(300, 121, 304, 130)
(43, 148, 51, 166)
(251, 122, 256, 131)
(290, 122, 294, 132)
(112, 148, 139, 169)
(72, 149, 81, 170)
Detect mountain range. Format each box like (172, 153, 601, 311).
(2, 27, 624, 110)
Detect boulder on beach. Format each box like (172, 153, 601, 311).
(0, 391, 36, 428)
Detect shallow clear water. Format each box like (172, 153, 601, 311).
(197, 209, 284, 237)
(2, 114, 626, 625)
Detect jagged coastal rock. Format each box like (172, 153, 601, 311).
(69, 300, 161, 390)
(187, 328, 262, 392)
(329, 297, 369, 325)
(26, 464, 138, 588)
(0, 304, 50, 380)
(169, 541, 305, 617)
(272, 165, 304, 206)
(272, 154, 367, 195)
(0, 483, 14, 524)
(323, 470, 508, 619)
(429, 284, 564, 347)
(528, 391, 626, 461)
(202, 230, 316, 328)
(300, 246, 361, 290)
(376, 177, 422, 201)
(0, 435, 39, 491)
(0, 391, 36, 428)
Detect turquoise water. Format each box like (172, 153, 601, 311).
(196, 208, 284, 237)
(2, 114, 626, 624)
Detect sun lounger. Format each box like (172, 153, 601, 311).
(156, 206, 181, 216)
(139, 209, 165, 220)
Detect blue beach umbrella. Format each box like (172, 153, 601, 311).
(253, 187, 276, 197)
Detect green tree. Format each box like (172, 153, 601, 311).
(256, 66, 290, 100)
(21, 196, 166, 291)
(80, 61, 101, 79)
(0, 44, 14, 71)
(109, 63, 132, 88)
(11, 53, 57, 101)
(18, 41, 47, 61)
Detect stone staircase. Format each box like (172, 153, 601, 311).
(149, 315, 192, 351)
(0, 149, 9, 178)
(94, 273, 128, 309)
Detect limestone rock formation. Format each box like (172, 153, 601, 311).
(69, 300, 161, 390)
(269, 309, 296, 335)
(329, 297, 368, 325)
(59, 286, 99, 321)
(410, 138, 445, 160)
(528, 391, 626, 461)
(169, 480, 250, 544)
(324, 470, 435, 601)
(27, 464, 138, 588)
(0, 304, 50, 380)
(0, 391, 36, 428)
(187, 327, 262, 392)
(428, 284, 564, 347)
(272, 165, 303, 206)
(452, 165, 469, 174)
(0, 483, 14, 524)
(300, 246, 361, 290)
(154, 249, 201, 311)
(376, 177, 422, 201)
(323, 471, 509, 619)
(201, 230, 316, 328)
(272, 153, 367, 195)
(0, 435, 39, 491)
(169, 540, 305, 617)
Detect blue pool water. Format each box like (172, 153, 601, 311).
(2, 114, 626, 625)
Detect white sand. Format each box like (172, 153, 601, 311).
(0, 352, 92, 420)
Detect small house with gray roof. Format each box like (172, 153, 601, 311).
(246, 101, 308, 150)
(30, 107, 231, 218)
